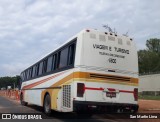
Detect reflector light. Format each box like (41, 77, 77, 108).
(134, 88, 138, 101)
(77, 83, 85, 97)
(107, 88, 116, 92)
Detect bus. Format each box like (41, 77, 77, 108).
(20, 29, 139, 116)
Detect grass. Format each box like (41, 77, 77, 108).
(138, 94, 160, 100)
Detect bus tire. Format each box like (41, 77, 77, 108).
(43, 94, 52, 116)
(20, 93, 28, 106)
(132, 108, 138, 113)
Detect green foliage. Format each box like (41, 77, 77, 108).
(0, 76, 20, 89)
(146, 38, 160, 53)
(138, 38, 160, 74)
(139, 94, 160, 100)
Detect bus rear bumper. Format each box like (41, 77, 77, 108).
(73, 100, 139, 114)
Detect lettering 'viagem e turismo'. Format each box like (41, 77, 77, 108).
(93, 44, 129, 54)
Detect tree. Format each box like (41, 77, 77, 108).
(146, 38, 160, 53)
(138, 38, 160, 74)
(0, 76, 20, 89)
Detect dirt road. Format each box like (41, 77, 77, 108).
(0, 96, 159, 122)
(138, 99, 160, 113)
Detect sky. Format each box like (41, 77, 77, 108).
(0, 0, 160, 77)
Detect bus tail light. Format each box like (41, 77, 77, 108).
(77, 83, 85, 97)
(133, 88, 138, 101)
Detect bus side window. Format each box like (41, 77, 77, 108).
(59, 47, 69, 68)
(27, 69, 30, 79)
(43, 59, 48, 74)
(35, 64, 39, 76)
(20, 73, 23, 81)
(28, 69, 30, 79)
(38, 62, 43, 76)
(24, 71, 26, 80)
(24, 70, 26, 80)
(47, 56, 53, 72)
(32, 65, 36, 78)
(26, 72, 28, 80)
(68, 43, 75, 65)
(29, 67, 33, 79)
(23, 72, 26, 81)
(54, 53, 59, 70)
(23, 72, 25, 81)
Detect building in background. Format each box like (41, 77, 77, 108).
(139, 73, 160, 96)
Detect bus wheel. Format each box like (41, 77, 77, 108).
(20, 93, 28, 106)
(131, 108, 138, 113)
(43, 94, 51, 116)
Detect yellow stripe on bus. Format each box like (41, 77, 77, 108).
(41, 71, 138, 109)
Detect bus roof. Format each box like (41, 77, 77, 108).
(21, 29, 134, 73)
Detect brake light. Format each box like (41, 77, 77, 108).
(77, 83, 85, 97)
(134, 88, 138, 101)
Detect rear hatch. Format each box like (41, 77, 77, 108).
(81, 30, 138, 104)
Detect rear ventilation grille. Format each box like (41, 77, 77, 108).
(90, 74, 130, 81)
(62, 85, 71, 108)
(108, 36, 115, 41)
(90, 33, 96, 39)
(118, 38, 123, 45)
(127, 41, 131, 46)
(99, 35, 106, 41)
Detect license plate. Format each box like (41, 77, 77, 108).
(106, 92, 116, 98)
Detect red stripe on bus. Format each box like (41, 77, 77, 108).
(22, 71, 65, 89)
(84, 87, 134, 93)
(119, 90, 134, 93)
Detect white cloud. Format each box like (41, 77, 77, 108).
(1, 63, 28, 76)
(0, 0, 160, 76)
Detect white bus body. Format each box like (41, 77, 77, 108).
(20, 29, 138, 114)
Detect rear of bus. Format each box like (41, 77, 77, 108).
(73, 29, 138, 113)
